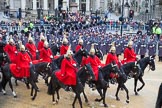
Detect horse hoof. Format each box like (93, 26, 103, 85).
(95, 98, 100, 102)
(31, 97, 35, 101)
(3, 93, 6, 95)
(14, 95, 17, 98)
(137, 88, 140, 92)
(104, 104, 108, 107)
(126, 100, 130, 103)
(135, 92, 139, 95)
(116, 98, 120, 101)
(52, 101, 57, 105)
(56, 99, 59, 104)
(85, 100, 89, 103)
(37, 89, 40, 92)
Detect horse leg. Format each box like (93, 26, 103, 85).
(115, 84, 121, 101)
(56, 89, 60, 104)
(95, 88, 103, 102)
(82, 90, 89, 104)
(9, 79, 17, 98)
(30, 80, 38, 100)
(31, 86, 33, 96)
(134, 78, 138, 95)
(137, 77, 145, 92)
(72, 95, 77, 108)
(15, 79, 18, 86)
(122, 84, 129, 103)
(103, 88, 108, 107)
(77, 93, 83, 108)
(1, 79, 8, 95)
(26, 82, 30, 89)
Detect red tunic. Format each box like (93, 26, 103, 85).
(105, 53, 120, 67)
(26, 43, 37, 60)
(81, 56, 87, 67)
(37, 41, 44, 51)
(39, 47, 53, 63)
(55, 57, 77, 85)
(75, 44, 82, 52)
(10, 52, 31, 78)
(4, 44, 17, 63)
(85, 55, 104, 80)
(123, 47, 136, 63)
(60, 44, 69, 55)
(105, 53, 119, 78)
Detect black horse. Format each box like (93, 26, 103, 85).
(92, 62, 120, 107)
(115, 61, 141, 103)
(54, 48, 89, 69)
(156, 83, 162, 108)
(95, 49, 104, 60)
(73, 48, 89, 65)
(0, 52, 11, 67)
(48, 64, 95, 108)
(1, 63, 39, 100)
(133, 56, 155, 95)
(50, 43, 60, 56)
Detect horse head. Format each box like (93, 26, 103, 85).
(77, 64, 95, 81)
(2, 52, 11, 64)
(101, 61, 120, 77)
(148, 56, 155, 71)
(95, 49, 103, 60)
(80, 48, 89, 58)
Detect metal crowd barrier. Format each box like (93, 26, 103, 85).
(0, 24, 161, 32)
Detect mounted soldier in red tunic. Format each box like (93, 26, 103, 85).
(105, 42, 120, 83)
(26, 35, 38, 60)
(60, 36, 69, 55)
(10, 44, 32, 82)
(85, 44, 107, 89)
(55, 45, 77, 91)
(123, 40, 137, 64)
(37, 34, 45, 51)
(39, 41, 53, 63)
(75, 37, 83, 53)
(4, 38, 17, 63)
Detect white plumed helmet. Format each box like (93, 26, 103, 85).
(40, 35, 45, 40)
(20, 45, 25, 51)
(28, 34, 33, 42)
(109, 42, 116, 52)
(65, 45, 73, 57)
(78, 36, 83, 43)
(128, 40, 133, 46)
(44, 41, 49, 47)
(63, 37, 68, 44)
(9, 38, 14, 43)
(89, 44, 95, 53)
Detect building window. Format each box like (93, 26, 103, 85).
(37, 0, 40, 8)
(71, 0, 76, 2)
(81, 0, 86, 2)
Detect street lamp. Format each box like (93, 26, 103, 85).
(120, 0, 124, 36)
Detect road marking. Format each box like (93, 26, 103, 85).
(144, 78, 162, 82)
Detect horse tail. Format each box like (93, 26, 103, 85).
(155, 83, 162, 108)
(47, 76, 54, 95)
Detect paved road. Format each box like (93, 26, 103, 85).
(0, 56, 162, 108)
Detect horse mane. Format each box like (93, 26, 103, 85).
(156, 83, 162, 108)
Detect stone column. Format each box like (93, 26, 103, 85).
(43, 0, 48, 10)
(54, 0, 58, 9)
(10, 0, 14, 10)
(62, 0, 67, 10)
(21, 0, 26, 10)
(96, 0, 100, 10)
(76, 0, 79, 10)
(33, 0, 37, 10)
(21, 0, 26, 18)
(86, 0, 90, 12)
